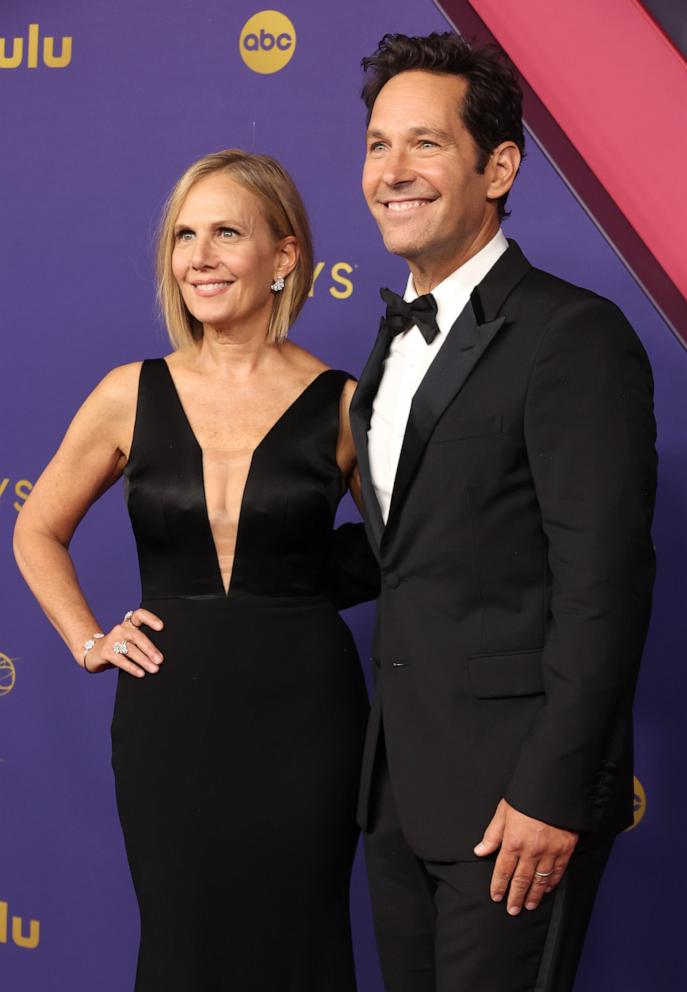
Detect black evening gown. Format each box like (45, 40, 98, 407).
(111, 359, 370, 991)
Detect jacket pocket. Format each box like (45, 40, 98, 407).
(431, 414, 503, 444)
(468, 649, 544, 699)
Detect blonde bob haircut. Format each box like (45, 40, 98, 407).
(156, 149, 314, 348)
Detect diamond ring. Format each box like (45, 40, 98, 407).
(113, 640, 129, 656)
(124, 610, 134, 623)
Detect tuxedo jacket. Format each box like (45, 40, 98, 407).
(350, 241, 657, 862)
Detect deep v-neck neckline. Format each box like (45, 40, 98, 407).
(160, 359, 334, 598)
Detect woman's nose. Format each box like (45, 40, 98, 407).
(191, 236, 217, 269)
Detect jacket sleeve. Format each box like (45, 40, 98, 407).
(504, 297, 657, 832)
(326, 522, 380, 610)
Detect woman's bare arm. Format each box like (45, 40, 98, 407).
(13, 362, 164, 675)
(336, 378, 365, 512)
(328, 378, 380, 608)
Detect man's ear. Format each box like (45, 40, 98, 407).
(486, 142, 521, 202)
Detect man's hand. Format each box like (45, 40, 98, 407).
(474, 799, 578, 915)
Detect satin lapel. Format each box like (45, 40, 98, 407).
(385, 301, 506, 538)
(350, 318, 390, 551)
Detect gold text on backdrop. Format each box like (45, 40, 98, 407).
(0, 901, 40, 949)
(0, 24, 72, 69)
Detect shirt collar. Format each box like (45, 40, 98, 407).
(403, 229, 509, 335)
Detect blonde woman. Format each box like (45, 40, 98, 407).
(14, 150, 376, 990)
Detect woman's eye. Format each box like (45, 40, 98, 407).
(218, 227, 238, 239)
(175, 230, 194, 241)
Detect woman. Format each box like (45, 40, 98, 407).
(13, 150, 376, 990)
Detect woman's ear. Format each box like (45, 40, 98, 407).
(275, 236, 298, 279)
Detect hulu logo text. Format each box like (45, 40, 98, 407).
(0, 24, 72, 69)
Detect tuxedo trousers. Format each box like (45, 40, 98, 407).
(364, 737, 613, 992)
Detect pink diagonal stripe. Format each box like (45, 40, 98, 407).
(442, 0, 686, 302)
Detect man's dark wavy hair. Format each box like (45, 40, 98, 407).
(361, 32, 525, 218)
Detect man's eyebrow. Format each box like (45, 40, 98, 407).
(408, 126, 453, 141)
(365, 126, 452, 141)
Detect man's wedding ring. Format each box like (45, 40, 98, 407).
(113, 640, 129, 655)
(534, 869, 554, 878)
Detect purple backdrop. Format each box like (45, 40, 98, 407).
(1, 1, 684, 988)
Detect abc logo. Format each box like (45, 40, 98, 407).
(239, 10, 296, 74)
(627, 775, 646, 830)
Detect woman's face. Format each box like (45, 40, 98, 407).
(171, 172, 288, 335)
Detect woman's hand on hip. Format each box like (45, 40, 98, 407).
(85, 609, 164, 677)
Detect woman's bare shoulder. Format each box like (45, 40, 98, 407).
(72, 361, 145, 439)
(340, 376, 357, 405)
(282, 343, 357, 393)
(281, 341, 329, 378)
(96, 360, 145, 400)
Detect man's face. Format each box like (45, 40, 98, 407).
(362, 70, 496, 281)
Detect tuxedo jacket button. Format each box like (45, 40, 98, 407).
(385, 571, 400, 588)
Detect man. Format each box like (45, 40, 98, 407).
(350, 33, 657, 991)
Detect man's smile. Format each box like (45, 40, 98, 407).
(384, 198, 434, 211)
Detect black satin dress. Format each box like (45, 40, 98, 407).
(112, 359, 370, 991)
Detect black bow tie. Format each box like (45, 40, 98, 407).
(380, 287, 440, 345)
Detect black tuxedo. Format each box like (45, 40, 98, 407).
(351, 242, 656, 990)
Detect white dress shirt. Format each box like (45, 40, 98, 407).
(368, 229, 509, 523)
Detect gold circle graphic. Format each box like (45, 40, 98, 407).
(0, 653, 16, 696)
(239, 10, 296, 75)
(628, 775, 646, 830)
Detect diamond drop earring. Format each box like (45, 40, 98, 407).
(271, 276, 285, 292)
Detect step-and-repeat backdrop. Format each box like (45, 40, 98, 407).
(2, 2, 684, 988)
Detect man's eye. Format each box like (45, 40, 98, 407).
(419, 141, 437, 149)
(369, 142, 386, 153)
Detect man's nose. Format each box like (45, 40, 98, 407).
(382, 147, 415, 187)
